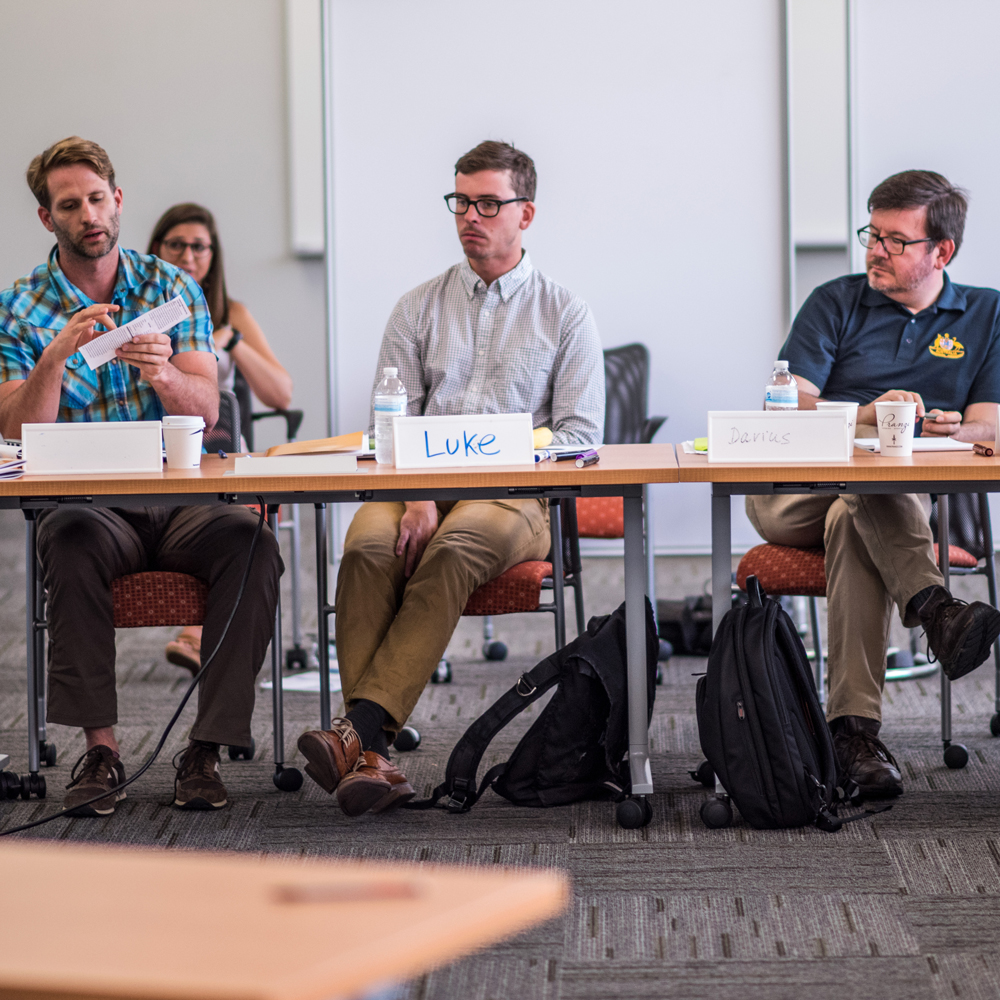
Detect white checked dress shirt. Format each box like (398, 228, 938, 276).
(370, 252, 605, 446)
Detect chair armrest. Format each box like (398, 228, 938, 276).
(641, 415, 667, 444)
(250, 408, 304, 442)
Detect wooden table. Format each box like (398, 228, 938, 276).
(676, 444, 1000, 765)
(7, 444, 677, 826)
(0, 840, 568, 1000)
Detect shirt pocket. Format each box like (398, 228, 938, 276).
(60, 355, 102, 412)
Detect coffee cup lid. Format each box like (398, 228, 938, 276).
(162, 415, 205, 427)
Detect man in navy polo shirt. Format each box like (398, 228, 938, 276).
(747, 170, 1000, 800)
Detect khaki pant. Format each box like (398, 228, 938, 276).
(335, 499, 551, 731)
(745, 493, 943, 722)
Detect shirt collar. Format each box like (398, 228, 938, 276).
(860, 270, 967, 314)
(46, 244, 136, 310)
(458, 250, 533, 301)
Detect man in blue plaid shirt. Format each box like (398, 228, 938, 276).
(0, 137, 282, 817)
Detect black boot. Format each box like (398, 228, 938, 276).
(917, 585, 1000, 681)
(829, 716, 903, 801)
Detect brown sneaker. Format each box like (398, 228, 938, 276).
(165, 632, 201, 674)
(336, 751, 415, 817)
(919, 586, 1000, 681)
(65, 745, 126, 817)
(831, 716, 903, 800)
(297, 719, 362, 794)
(173, 741, 227, 810)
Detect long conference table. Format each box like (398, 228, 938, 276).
(0, 444, 677, 827)
(677, 445, 1000, 766)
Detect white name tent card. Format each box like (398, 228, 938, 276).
(79, 295, 191, 371)
(393, 413, 534, 469)
(22, 421, 163, 475)
(231, 454, 357, 476)
(707, 410, 851, 463)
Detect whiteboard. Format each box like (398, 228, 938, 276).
(327, 0, 789, 553)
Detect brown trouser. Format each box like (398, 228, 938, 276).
(745, 493, 944, 723)
(335, 499, 551, 731)
(37, 505, 283, 747)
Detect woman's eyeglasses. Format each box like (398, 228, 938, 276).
(160, 239, 213, 258)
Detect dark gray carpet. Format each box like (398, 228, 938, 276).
(0, 507, 998, 1000)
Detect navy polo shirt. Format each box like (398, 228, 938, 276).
(779, 273, 1000, 412)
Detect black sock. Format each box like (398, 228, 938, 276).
(908, 585, 943, 619)
(369, 728, 391, 759)
(345, 699, 388, 753)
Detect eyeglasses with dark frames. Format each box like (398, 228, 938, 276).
(443, 193, 529, 218)
(160, 238, 213, 258)
(857, 226, 937, 256)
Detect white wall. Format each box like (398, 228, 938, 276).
(0, 0, 327, 449)
(328, 0, 790, 554)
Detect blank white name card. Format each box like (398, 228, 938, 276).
(707, 410, 850, 463)
(22, 421, 163, 475)
(393, 413, 534, 469)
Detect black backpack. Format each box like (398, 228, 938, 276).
(695, 576, 847, 831)
(408, 599, 658, 812)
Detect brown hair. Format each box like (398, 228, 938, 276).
(147, 203, 229, 328)
(26, 136, 116, 210)
(868, 170, 969, 257)
(454, 140, 537, 201)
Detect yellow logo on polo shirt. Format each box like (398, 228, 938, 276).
(929, 333, 964, 359)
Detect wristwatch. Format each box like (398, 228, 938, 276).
(224, 329, 242, 352)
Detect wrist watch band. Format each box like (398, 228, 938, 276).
(223, 329, 242, 353)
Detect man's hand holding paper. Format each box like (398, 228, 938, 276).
(48, 303, 120, 363)
(116, 332, 174, 384)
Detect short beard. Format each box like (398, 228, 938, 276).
(866, 250, 935, 295)
(52, 211, 120, 261)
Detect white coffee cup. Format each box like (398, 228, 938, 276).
(162, 415, 205, 469)
(816, 401, 860, 451)
(874, 401, 917, 457)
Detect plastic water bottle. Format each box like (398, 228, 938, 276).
(764, 360, 798, 411)
(374, 367, 407, 464)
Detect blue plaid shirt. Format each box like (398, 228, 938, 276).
(0, 246, 214, 423)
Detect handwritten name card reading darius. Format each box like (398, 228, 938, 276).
(393, 413, 535, 469)
(707, 410, 851, 464)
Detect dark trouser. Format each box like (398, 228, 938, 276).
(37, 505, 283, 747)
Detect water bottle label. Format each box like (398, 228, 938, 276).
(374, 399, 407, 415)
(765, 386, 797, 404)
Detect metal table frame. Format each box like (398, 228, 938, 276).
(12, 475, 655, 821)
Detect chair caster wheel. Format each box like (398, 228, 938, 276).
(990, 713, 1000, 738)
(700, 796, 732, 829)
(943, 742, 968, 769)
(285, 647, 309, 671)
(483, 641, 508, 661)
(393, 726, 421, 752)
(41, 742, 57, 767)
(616, 797, 652, 829)
(689, 760, 715, 788)
(430, 660, 453, 684)
(273, 766, 303, 791)
(228, 738, 256, 761)
(20, 774, 46, 800)
(0, 770, 21, 799)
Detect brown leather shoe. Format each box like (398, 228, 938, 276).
(336, 751, 415, 817)
(173, 741, 227, 810)
(918, 586, 1000, 681)
(297, 719, 362, 794)
(64, 745, 126, 817)
(831, 716, 903, 800)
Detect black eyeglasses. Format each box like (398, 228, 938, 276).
(443, 194, 528, 217)
(857, 226, 936, 256)
(160, 238, 213, 258)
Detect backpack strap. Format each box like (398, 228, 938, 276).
(404, 655, 564, 813)
(745, 574, 767, 608)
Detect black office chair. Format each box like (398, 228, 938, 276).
(233, 370, 309, 669)
(203, 389, 241, 454)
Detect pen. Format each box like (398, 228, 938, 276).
(554, 449, 599, 463)
(576, 453, 600, 468)
(973, 442, 994, 457)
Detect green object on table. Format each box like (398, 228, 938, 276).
(694, 437, 708, 452)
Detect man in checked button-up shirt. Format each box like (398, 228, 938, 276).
(298, 141, 605, 816)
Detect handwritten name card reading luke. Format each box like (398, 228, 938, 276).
(707, 410, 851, 464)
(392, 413, 535, 469)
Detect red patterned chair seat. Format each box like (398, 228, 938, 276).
(111, 572, 208, 628)
(737, 541, 978, 598)
(576, 496, 624, 538)
(464, 561, 552, 616)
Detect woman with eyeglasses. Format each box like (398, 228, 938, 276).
(148, 202, 293, 674)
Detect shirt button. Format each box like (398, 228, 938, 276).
(906, 338, 912, 344)
(479, 349, 485, 356)
(910, 319, 915, 324)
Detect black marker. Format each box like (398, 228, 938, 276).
(576, 453, 600, 468)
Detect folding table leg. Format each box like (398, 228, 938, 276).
(268, 506, 302, 792)
(315, 504, 333, 731)
(549, 500, 566, 650)
(937, 496, 968, 769)
(284, 504, 308, 670)
(21, 511, 46, 799)
(809, 595, 826, 708)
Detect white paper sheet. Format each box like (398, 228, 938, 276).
(260, 667, 342, 693)
(855, 437, 974, 453)
(79, 295, 191, 370)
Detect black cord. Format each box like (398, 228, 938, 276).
(1, 498, 268, 836)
